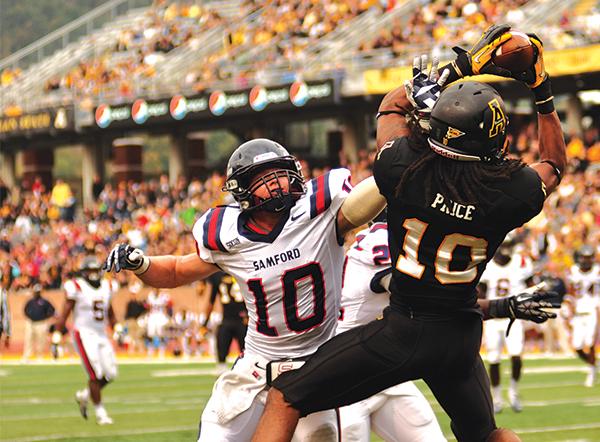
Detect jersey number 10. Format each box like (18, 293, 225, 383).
(397, 218, 488, 284)
(248, 262, 325, 336)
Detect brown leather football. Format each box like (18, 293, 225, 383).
(492, 31, 535, 74)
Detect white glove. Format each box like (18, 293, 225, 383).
(404, 54, 450, 131)
(103, 243, 150, 275)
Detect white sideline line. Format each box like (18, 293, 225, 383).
(427, 397, 600, 414)
(151, 368, 221, 377)
(523, 365, 589, 374)
(517, 422, 600, 434)
(8, 425, 198, 442)
(0, 403, 203, 421)
(0, 357, 231, 366)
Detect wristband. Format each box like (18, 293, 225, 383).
(439, 52, 472, 84)
(133, 256, 151, 275)
(488, 298, 512, 319)
(533, 78, 554, 114)
(376, 110, 405, 119)
(540, 159, 563, 185)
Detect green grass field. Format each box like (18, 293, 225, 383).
(1, 357, 599, 441)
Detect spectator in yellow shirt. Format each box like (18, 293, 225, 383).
(50, 179, 76, 221)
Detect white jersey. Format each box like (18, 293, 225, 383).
(64, 278, 113, 335)
(568, 264, 600, 315)
(338, 223, 391, 333)
(147, 291, 170, 316)
(193, 168, 352, 360)
(479, 254, 532, 301)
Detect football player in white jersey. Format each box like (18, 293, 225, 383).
(565, 245, 599, 387)
(478, 240, 533, 413)
(145, 289, 171, 358)
(55, 256, 122, 425)
(103, 138, 388, 442)
(338, 219, 445, 442)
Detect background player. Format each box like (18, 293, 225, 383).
(202, 271, 247, 374)
(564, 245, 599, 387)
(338, 217, 445, 442)
(103, 138, 387, 441)
(253, 24, 566, 442)
(145, 289, 171, 358)
(479, 240, 533, 413)
(54, 256, 122, 425)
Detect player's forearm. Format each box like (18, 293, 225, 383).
(137, 255, 186, 288)
(338, 176, 386, 233)
(477, 299, 492, 320)
(537, 111, 566, 175)
(376, 86, 412, 149)
(55, 302, 74, 331)
(137, 254, 214, 288)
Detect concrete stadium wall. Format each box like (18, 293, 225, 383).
(3, 285, 209, 355)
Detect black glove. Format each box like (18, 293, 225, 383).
(405, 54, 450, 131)
(451, 24, 513, 78)
(489, 290, 560, 335)
(103, 243, 149, 274)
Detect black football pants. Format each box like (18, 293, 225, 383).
(273, 307, 496, 442)
(216, 319, 246, 363)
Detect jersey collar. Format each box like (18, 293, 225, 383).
(237, 210, 290, 243)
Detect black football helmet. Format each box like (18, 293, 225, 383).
(428, 81, 509, 163)
(80, 256, 102, 288)
(494, 236, 515, 265)
(223, 138, 306, 212)
(575, 245, 595, 271)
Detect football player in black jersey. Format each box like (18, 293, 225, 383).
(202, 272, 248, 374)
(253, 25, 566, 442)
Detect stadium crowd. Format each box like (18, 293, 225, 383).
(7, 0, 592, 105)
(358, 0, 600, 61)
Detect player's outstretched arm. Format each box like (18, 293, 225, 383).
(376, 87, 412, 150)
(337, 176, 386, 235)
(517, 34, 566, 195)
(485, 289, 560, 335)
(103, 244, 219, 288)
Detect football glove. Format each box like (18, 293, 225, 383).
(113, 323, 126, 346)
(489, 286, 560, 335)
(103, 243, 150, 275)
(404, 54, 450, 131)
(452, 24, 513, 78)
(50, 330, 63, 359)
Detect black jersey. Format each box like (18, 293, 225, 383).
(208, 272, 247, 322)
(373, 138, 546, 313)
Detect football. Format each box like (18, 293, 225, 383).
(492, 31, 535, 73)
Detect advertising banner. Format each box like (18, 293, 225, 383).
(0, 107, 73, 139)
(92, 79, 337, 128)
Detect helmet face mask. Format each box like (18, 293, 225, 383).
(428, 81, 509, 163)
(80, 256, 102, 288)
(223, 139, 306, 212)
(575, 246, 595, 271)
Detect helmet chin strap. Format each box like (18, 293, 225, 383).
(260, 192, 294, 213)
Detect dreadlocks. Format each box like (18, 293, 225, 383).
(395, 128, 525, 214)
